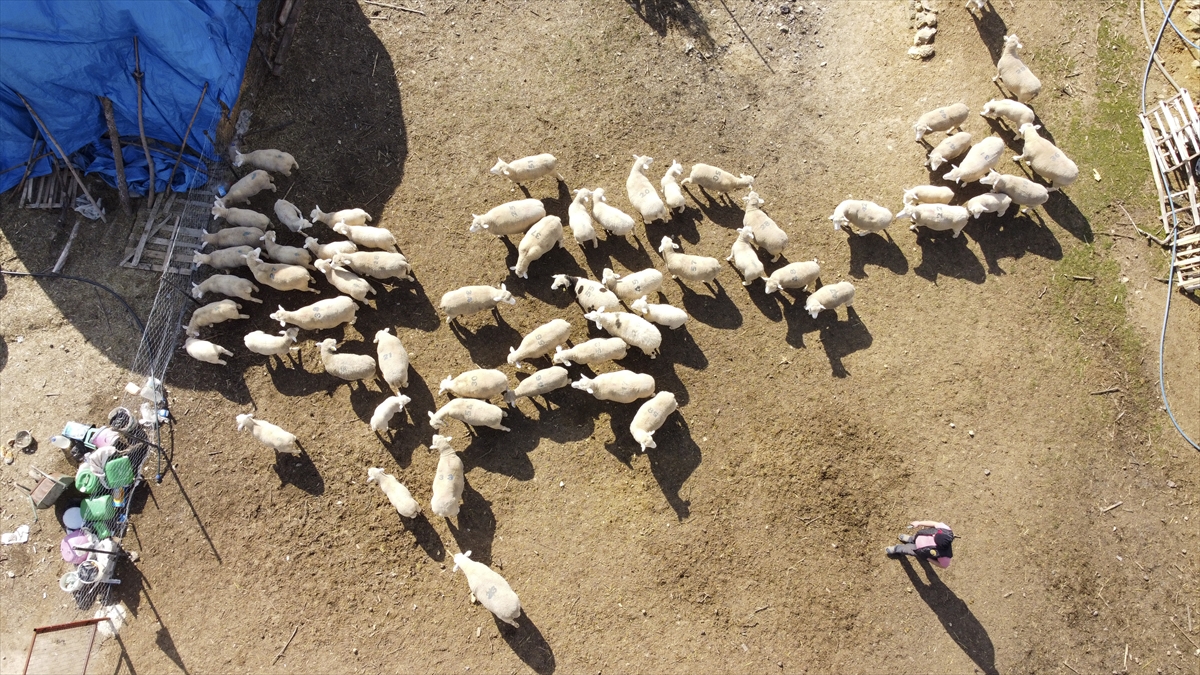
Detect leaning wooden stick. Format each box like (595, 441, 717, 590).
(99, 96, 132, 218)
(159, 81, 208, 202)
(15, 92, 105, 223)
(133, 36, 156, 209)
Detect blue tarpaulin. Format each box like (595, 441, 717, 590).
(0, 0, 259, 197)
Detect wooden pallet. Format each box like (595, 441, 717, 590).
(1139, 88, 1200, 292)
(18, 165, 80, 210)
(118, 191, 212, 275)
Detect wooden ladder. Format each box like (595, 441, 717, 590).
(1139, 88, 1200, 293)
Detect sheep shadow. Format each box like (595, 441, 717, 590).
(968, 3, 1009, 65)
(378, 368, 437, 468)
(646, 415, 700, 520)
(504, 245, 588, 305)
(272, 449, 325, 496)
(683, 186, 743, 229)
(1041, 190, 1094, 243)
(676, 279, 743, 329)
(964, 211, 1063, 275)
(168, 342, 256, 405)
(912, 230, 987, 284)
(446, 479, 496, 564)
(656, 322, 708, 374)
(847, 231, 909, 279)
(599, 234, 655, 275)
(645, 206, 703, 245)
(373, 278, 441, 332)
(817, 306, 872, 378)
(744, 272, 783, 322)
(499, 610, 556, 675)
(403, 513, 447, 562)
(449, 313, 523, 368)
(778, 290, 816, 349)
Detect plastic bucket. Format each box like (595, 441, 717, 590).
(59, 570, 83, 593)
(105, 456, 134, 489)
(62, 507, 84, 530)
(89, 520, 111, 539)
(75, 467, 101, 495)
(80, 496, 114, 522)
(60, 530, 92, 564)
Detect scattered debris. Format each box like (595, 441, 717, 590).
(1, 524, 30, 545)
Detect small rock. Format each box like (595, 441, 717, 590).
(914, 27, 937, 45)
(969, 430, 975, 437)
(1166, 480, 1177, 488)
(780, 3, 790, 14)
(950, 423, 956, 428)
(984, 469, 991, 476)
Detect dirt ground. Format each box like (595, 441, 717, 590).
(2, 0, 1199, 673)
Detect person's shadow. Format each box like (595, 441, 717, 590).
(899, 557, 997, 675)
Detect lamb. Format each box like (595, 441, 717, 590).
(470, 199, 546, 236)
(980, 98, 1036, 128)
(964, 192, 1013, 218)
(330, 251, 413, 282)
(727, 226, 765, 285)
(979, 170, 1049, 212)
(370, 395, 412, 433)
(439, 284, 515, 324)
(505, 366, 570, 404)
(508, 319, 572, 368)
(311, 206, 371, 227)
(366, 467, 420, 518)
(805, 281, 856, 319)
(184, 337, 233, 365)
(244, 248, 318, 293)
(318, 339, 377, 382)
(680, 163, 754, 193)
(902, 185, 955, 206)
(630, 391, 678, 451)
(552, 337, 628, 367)
(193, 246, 254, 270)
(304, 237, 357, 260)
(243, 328, 299, 357)
(232, 148, 298, 176)
(551, 274, 620, 314)
(314, 259, 376, 302)
(430, 434, 464, 517)
(428, 398, 510, 432)
(995, 34, 1042, 104)
(511, 215, 564, 278)
(656, 237, 722, 285)
(661, 160, 686, 212)
(270, 296, 358, 330)
(490, 153, 562, 185)
(201, 226, 265, 249)
(583, 309, 662, 358)
(274, 199, 312, 232)
(589, 188, 636, 236)
(742, 191, 789, 261)
(218, 170, 275, 206)
(942, 136, 1006, 185)
(332, 222, 398, 252)
(439, 369, 511, 400)
(185, 299, 248, 337)
(913, 103, 970, 142)
(210, 201, 271, 228)
(602, 267, 664, 302)
(453, 550, 522, 627)
(261, 231, 313, 268)
(192, 274, 261, 303)
(927, 131, 972, 171)
(571, 370, 656, 403)
(764, 259, 821, 294)
(374, 328, 410, 392)
(1013, 123, 1078, 188)
(236, 413, 299, 454)
(626, 155, 670, 223)
(630, 296, 688, 330)
(898, 203, 971, 237)
(567, 189, 600, 248)
(830, 200, 893, 236)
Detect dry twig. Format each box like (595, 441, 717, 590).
(363, 0, 425, 14)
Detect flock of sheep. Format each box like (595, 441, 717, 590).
(178, 26, 1069, 627)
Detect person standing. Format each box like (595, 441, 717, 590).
(886, 520, 955, 568)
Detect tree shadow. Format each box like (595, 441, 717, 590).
(964, 212, 1063, 275)
(817, 306, 872, 378)
(912, 231, 987, 284)
(446, 479, 496, 564)
(645, 415, 700, 520)
(498, 610, 556, 675)
(272, 448, 325, 496)
(899, 557, 998, 675)
(847, 231, 909, 279)
(404, 513, 446, 562)
(449, 313, 523, 368)
(676, 279, 743, 329)
(1041, 190, 1094, 243)
(968, 3, 1009, 65)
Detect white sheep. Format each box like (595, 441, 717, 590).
(304, 237, 357, 260)
(508, 319, 572, 368)
(330, 251, 413, 282)
(742, 191, 789, 261)
(244, 248, 318, 293)
(551, 274, 620, 314)
(764, 259, 821, 294)
(630, 391, 678, 451)
(428, 399, 510, 432)
(830, 200, 893, 236)
(193, 245, 254, 270)
(453, 550, 522, 627)
(243, 328, 299, 357)
(979, 170, 1049, 212)
(470, 199, 546, 237)
(902, 185, 955, 206)
(657, 236, 721, 285)
(311, 206, 371, 227)
(805, 281, 856, 319)
(370, 395, 412, 432)
(681, 163, 754, 192)
(913, 103, 970, 142)
(511, 215, 564, 278)
(191, 274, 261, 303)
(366, 467, 420, 518)
(660, 160, 686, 212)
(980, 98, 1035, 128)
(571, 370, 656, 403)
(1013, 123, 1078, 188)
(898, 203, 971, 237)
(318, 338, 377, 381)
(314, 259, 376, 301)
(602, 267, 664, 302)
(430, 434, 464, 517)
(589, 188, 636, 236)
(727, 226, 764, 285)
(332, 222, 397, 252)
(942, 136, 1006, 185)
(995, 34, 1042, 103)
(630, 296, 688, 330)
(261, 231, 313, 268)
(201, 226, 264, 249)
(626, 155, 670, 223)
(274, 199, 312, 232)
(374, 328, 409, 392)
(927, 131, 973, 171)
(567, 189, 600, 248)
(505, 366, 569, 404)
(184, 337, 233, 365)
(439, 284, 515, 324)
(218, 170, 276, 206)
(490, 153, 562, 185)
(439, 369, 511, 400)
(552, 337, 628, 366)
(233, 148, 298, 176)
(185, 299, 249, 337)
(965, 0, 989, 11)
(236, 413, 299, 454)
(583, 309, 662, 358)
(964, 192, 1013, 218)
(270, 296, 358, 330)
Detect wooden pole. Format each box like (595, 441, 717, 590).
(160, 82, 208, 199)
(99, 96, 132, 218)
(133, 36, 156, 209)
(10, 132, 41, 204)
(15, 92, 105, 223)
(52, 218, 81, 274)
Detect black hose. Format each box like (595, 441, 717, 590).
(0, 269, 146, 334)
